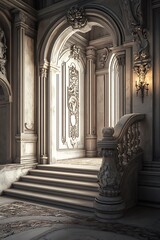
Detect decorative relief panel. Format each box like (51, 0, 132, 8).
(67, 63, 79, 147)
(70, 44, 80, 60)
(0, 27, 7, 77)
(61, 62, 66, 144)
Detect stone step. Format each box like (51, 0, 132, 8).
(138, 162, 160, 207)
(12, 181, 97, 200)
(4, 188, 94, 212)
(28, 169, 97, 182)
(3, 164, 99, 212)
(21, 175, 98, 191)
(37, 164, 99, 175)
(141, 162, 160, 172)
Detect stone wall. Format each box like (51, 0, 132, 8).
(0, 165, 30, 194)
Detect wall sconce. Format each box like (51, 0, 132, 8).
(134, 63, 150, 103)
(135, 79, 149, 103)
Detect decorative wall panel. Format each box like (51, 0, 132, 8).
(24, 35, 35, 132)
(0, 27, 7, 77)
(67, 63, 79, 147)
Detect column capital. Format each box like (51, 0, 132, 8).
(40, 67, 48, 79)
(86, 46, 96, 60)
(12, 10, 27, 29)
(12, 10, 36, 31)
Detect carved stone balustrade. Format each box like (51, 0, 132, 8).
(94, 113, 145, 220)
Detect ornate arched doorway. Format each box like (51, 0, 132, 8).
(38, 6, 126, 164)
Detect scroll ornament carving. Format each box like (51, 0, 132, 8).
(121, 0, 150, 61)
(24, 122, 34, 131)
(122, 0, 150, 97)
(99, 48, 110, 68)
(0, 27, 7, 76)
(67, 63, 79, 147)
(70, 44, 80, 60)
(132, 26, 150, 62)
(66, 6, 88, 29)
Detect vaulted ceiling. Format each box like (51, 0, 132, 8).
(22, 0, 64, 10)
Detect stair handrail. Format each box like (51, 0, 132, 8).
(95, 113, 145, 220)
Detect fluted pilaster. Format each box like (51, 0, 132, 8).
(39, 65, 49, 164)
(85, 46, 97, 157)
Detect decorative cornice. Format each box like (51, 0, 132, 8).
(12, 10, 37, 32)
(37, 0, 83, 20)
(15, 133, 38, 142)
(14, 11, 26, 24)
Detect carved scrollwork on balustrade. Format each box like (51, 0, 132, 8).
(117, 122, 141, 171)
(98, 149, 121, 197)
(96, 114, 145, 219)
(97, 114, 145, 199)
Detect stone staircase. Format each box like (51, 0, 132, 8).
(3, 164, 99, 212)
(138, 161, 160, 207)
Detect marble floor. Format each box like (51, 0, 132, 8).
(0, 196, 160, 240)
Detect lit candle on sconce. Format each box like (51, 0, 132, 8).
(134, 63, 150, 103)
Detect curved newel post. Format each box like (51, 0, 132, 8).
(94, 127, 125, 220)
(94, 113, 145, 221)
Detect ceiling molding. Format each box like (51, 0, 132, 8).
(0, 0, 37, 20)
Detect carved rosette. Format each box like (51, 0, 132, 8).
(66, 6, 87, 29)
(67, 63, 79, 147)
